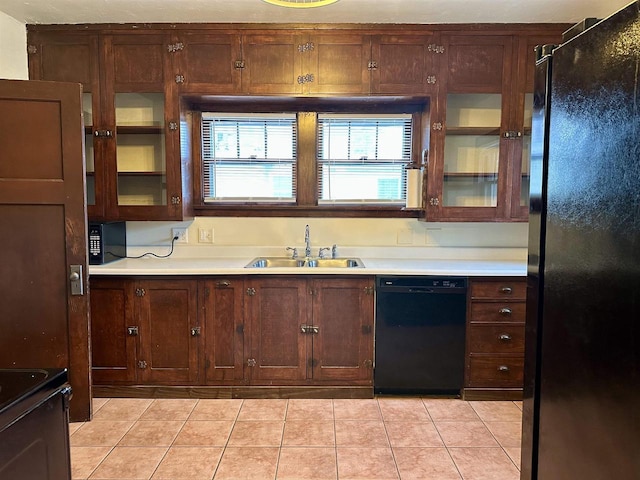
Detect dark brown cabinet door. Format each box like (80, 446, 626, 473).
(311, 278, 374, 383)
(173, 33, 242, 94)
(246, 277, 309, 382)
(201, 278, 245, 384)
(137, 279, 200, 384)
(370, 34, 438, 94)
(307, 34, 370, 95)
(90, 277, 137, 384)
(241, 34, 304, 95)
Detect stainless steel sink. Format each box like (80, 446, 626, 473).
(245, 257, 364, 268)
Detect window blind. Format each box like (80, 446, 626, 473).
(201, 113, 297, 203)
(317, 114, 412, 205)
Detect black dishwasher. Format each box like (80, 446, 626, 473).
(374, 276, 467, 395)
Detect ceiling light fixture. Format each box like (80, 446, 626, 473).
(262, 0, 340, 8)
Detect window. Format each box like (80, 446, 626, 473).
(317, 114, 412, 205)
(201, 113, 297, 203)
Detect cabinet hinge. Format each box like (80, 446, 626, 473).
(135, 288, 146, 297)
(503, 131, 522, 139)
(93, 129, 113, 138)
(127, 326, 139, 336)
(190, 326, 201, 337)
(168, 121, 178, 131)
(297, 42, 315, 53)
(171, 195, 181, 205)
(363, 359, 373, 369)
(367, 61, 378, 71)
(300, 325, 319, 334)
(167, 42, 184, 53)
(432, 122, 443, 131)
(138, 360, 148, 369)
(27, 45, 37, 54)
(246, 287, 256, 296)
(236, 324, 244, 335)
(428, 44, 445, 54)
(234, 60, 245, 69)
(297, 73, 315, 84)
(247, 358, 257, 367)
(204, 287, 210, 298)
(175, 74, 185, 84)
(364, 286, 374, 295)
(426, 75, 437, 84)
(429, 197, 440, 206)
(205, 359, 211, 369)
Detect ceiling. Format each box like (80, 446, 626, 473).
(0, 0, 632, 25)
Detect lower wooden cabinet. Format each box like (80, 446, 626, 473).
(464, 277, 526, 400)
(90, 277, 200, 385)
(90, 275, 375, 389)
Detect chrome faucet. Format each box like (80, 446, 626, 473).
(318, 247, 331, 259)
(304, 224, 311, 258)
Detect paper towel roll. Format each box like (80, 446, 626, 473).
(405, 168, 423, 209)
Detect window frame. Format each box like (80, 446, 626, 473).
(191, 99, 428, 218)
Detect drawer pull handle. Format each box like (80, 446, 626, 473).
(499, 307, 512, 316)
(499, 333, 512, 341)
(500, 286, 513, 294)
(498, 365, 510, 372)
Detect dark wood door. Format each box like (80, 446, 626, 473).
(0, 79, 91, 421)
(137, 279, 200, 384)
(307, 34, 370, 94)
(311, 278, 374, 383)
(89, 277, 137, 384)
(246, 277, 308, 382)
(370, 34, 437, 94)
(202, 278, 245, 384)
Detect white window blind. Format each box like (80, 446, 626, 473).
(317, 114, 412, 205)
(201, 113, 297, 203)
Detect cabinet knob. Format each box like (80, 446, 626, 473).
(499, 307, 512, 315)
(127, 326, 139, 336)
(190, 327, 201, 336)
(498, 333, 512, 342)
(216, 280, 231, 288)
(497, 365, 510, 372)
(500, 286, 513, 294)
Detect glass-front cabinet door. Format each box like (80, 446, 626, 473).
(83, 92, 96, 207)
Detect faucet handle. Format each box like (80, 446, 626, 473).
(318, 247, 331, 259)
(331, 244, 338, 258)
(286, 247, 298, 259)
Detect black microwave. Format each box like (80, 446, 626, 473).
(88, 221, 126, 265)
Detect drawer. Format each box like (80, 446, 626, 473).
(469, 302, 526, 323)
(471, 281, 526, 300)
(467, 356, 524, 388)
(468, 325, 525, 353)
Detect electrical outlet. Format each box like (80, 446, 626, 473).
(172, 227, 188, 243)
(198, 228, 213, 243)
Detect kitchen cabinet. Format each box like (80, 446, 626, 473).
(27, 31, 190, 221)
(464, 277, 526, 400)
(90, 277, 200, 385)
(241, 276, 375, 385)
(201, 277, 246, 384)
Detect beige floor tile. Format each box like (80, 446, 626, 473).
(70, 446, 112, 479)
(92, 398, 110, 413)
(448, 447, 520, 480)
(119, 420, 184, 447)
(213, 447, 279, 479)
(504, 447, 522, 470)
(237, 398, 288, 421)
(173, 420, 234, 446)
(88, 446, 167, 479)
(377, 397, 431, 422)
(69, 422, 84, 435)
(282, 420, 335, 446)
(484, 421, 522, 448)
(393, 447, 462, 480)
(385, 422, 444, 447)
(228, 421, 284, 447)
(423, 399, 480, 422)
(276, 447, 337, 479)
(151, 446, 223, 479)
(189, 399, 243, 421)
(468, 401, 523, 422)
(286, 399, 334, 421)
(333, 399, 381, 420)
(435, 421, 499, 447)
(70, 420, 134, 447)
(92, 398, 153, 421)
(335, 420, 389, 447)
(140, 399, 198, 421)
(336, 447, 399, 480)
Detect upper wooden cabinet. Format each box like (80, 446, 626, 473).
(28, 31, 191, 221)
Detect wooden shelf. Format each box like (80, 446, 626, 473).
(117, 125, 164, 135)
(117, 171, 165, 177)
(445, 127, 501, 136)
(444, 172, 499, 178)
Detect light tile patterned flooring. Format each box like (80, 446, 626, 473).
(70, 397, 523, 480)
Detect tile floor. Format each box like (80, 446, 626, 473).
(70, 397, 523, 480)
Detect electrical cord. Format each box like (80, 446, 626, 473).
(110, 235, 179, 260)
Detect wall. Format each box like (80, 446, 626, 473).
(0, 12, 28, 80)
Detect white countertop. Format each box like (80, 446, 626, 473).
(89, 246, 527, 277)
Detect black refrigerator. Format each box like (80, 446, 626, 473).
(522, 2, 640, 480)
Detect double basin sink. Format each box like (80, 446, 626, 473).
(245, 257, 364, 269)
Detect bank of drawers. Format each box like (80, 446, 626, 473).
(465, 278, 526, 390)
